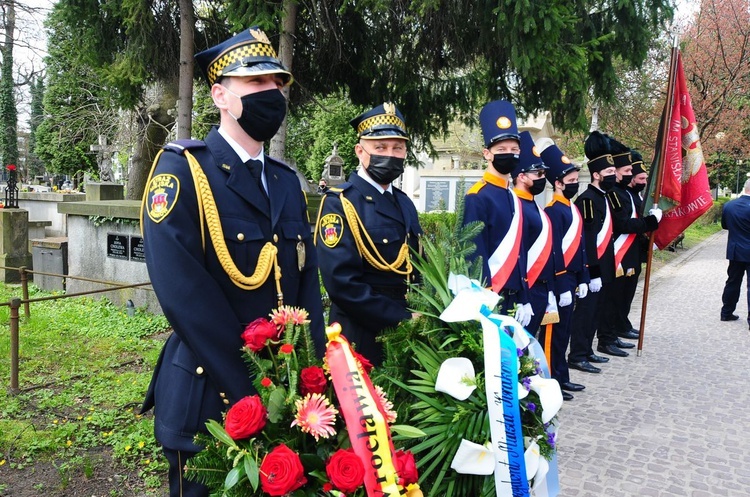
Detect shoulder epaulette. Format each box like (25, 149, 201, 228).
(579, 198, 595, 223)
(162, 139, 206, 154)
(265, 155, 296, 173)
(467, 180, 486, 195)
(606, 190, 623, 211)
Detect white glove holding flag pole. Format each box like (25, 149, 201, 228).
(515, 302, 534, 327)
(558, 291, 572, 307)
(589, 277, 602, 293)
(576, 282, 588, 299)
(649, 207, 663, 222)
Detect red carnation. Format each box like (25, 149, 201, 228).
(300, 366, 327, 396)
(242, 318, 279, 352)
(326, 448, 365, 494)
(6, 164, 16, 171)
(280, 343, 294, 354)
(394, 449, 419, 485)
(224, 395, 267, 440)
(259, 444, 307, 496)
(261, 377, 273, 388)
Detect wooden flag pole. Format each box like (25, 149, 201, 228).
(638, 35, 680, 357)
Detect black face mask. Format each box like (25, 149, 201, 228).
(631, 182, 647, 193)
(599, 173, 617, 191)
(492, 153, 520, 175)
(530, 177, 547, 196)
(227, 88, 287, 142)
(365, 154, 405, 185)
(562, 182, 580, 200)
(618, 174, 633, 188)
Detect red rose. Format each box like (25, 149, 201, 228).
(300, 366, 327, 396)
(280, 343, 294, 354)
(7, 164, 16, 171)
(261, 377, 273, 388)
(260, 444, 307, 496)
(326, 449, 365, 494)
(354, 352, 374, 374)
(394, 449, 419, 485)
(242, 318, 279, 352)
(224, 395, 267, 440)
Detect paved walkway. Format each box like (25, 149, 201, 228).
(556, 230, 750, 497)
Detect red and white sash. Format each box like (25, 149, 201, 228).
(562, 201, 583, 267)
(613, 192, 637, 276)
(596, 200, 613, 259)
(489, 189, 524, 293)
(526, 203, 552, 288)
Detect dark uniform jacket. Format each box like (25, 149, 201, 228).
(722, 195, 750, 262)
(608, 185, 659, 272)
(575, 185, 616, 284)
(464, 172, 529, 301)
(315, 172, 421, 363)
(545, 194, 590, 295)
(516, 189, 555, 294)
(141, 128, 324, 451)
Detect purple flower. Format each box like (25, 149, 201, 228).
(527, 402, 537, 412)
(516, 348, 525, 357)
(547, 431, 556, 449)
(522, 377, 531, 391)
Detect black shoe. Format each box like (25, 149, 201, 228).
(587, 353, 610, 363)
(562, 391, 574, 401)
(597, 344, 629, 357)
(615, 338, 635, 349)
(560, 381, 585, 392)
(618, 329, 640, 340)
(721, 314, 740, 321)
(568, 360, 601, 374)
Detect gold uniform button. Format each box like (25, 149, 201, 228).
(223, 399, 230, 405)
(237, 233, 245, 241)
(195, 366, 204, 375)
(273, 234, 279, 243)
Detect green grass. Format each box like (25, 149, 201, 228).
(0, 285, 169, 491)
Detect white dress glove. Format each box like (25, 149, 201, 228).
(649, 207, 663, 222)
(515, 302, 534, 327)
(589, 277, 602, 293)
(558, 290, 573, 307)
(576, 283, 589, 299)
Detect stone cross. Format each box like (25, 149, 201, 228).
(90, 135, 117, 182)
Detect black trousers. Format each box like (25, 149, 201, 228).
(721, 259, 750, 318)
(163, 447, 209, 497)
(539, 294, 574, 384)
(526, 282, 549, 337)
(595, 283, 619, 346)
(568, 288, 602, 363)
(600, 268, 640, 339)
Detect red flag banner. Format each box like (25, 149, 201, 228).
(645, 51, 713, 249)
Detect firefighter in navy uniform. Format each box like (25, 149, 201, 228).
(512, 131, 554, 336)
(567, 131, 618, 373)
(140, 28, 324, 497)
(315, 103, 422, 366)
(464, 100, 533, 326)
(602, 145, 661, 345)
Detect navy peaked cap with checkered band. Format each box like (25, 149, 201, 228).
(350, 103, 409, 140)
(195, 27, 292, 87)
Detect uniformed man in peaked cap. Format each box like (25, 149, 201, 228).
(463, 100, 533, 326)
(140, 28, 324, 496)
(315, 102, 422, 366)
(539, 139, 590, 400)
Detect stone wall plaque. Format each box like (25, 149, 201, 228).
(130, 236, 146, 262)
(107, 233, 129, 260)
(424, 180, 451, 211)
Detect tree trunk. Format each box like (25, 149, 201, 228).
(0, 0, 18, 167)
(177, 0, 194, 139)
(126, 79, 178, 200)
(269, 0, 297, 161)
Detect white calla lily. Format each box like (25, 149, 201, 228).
(532, 455, 550, 490)
(440, 273, 500, 323)
(435, 358, 477, 401)
(518, 383, 529, 399)
(527, 375, 563, 423)
(524, 440, 541, 481)
(450, 439, 495, 475)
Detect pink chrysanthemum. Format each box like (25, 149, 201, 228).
(374, 385, 397, 424)
(291, 393, 338, 441)
(270, 306, 310, 327)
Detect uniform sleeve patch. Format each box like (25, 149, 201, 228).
(318, 213, 344, 248)
(146, 174, 180, 223)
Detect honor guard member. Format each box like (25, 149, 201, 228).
(539, 139, 591, 400)
(720, 178, 750, 328)
(512, 131, 554, 335)
(465, 100, 532, 326)
(315, 103, 422, 366)
(140, 28, 324, 497)
(567, 131, 618, 373)
(599, 140, 661, 350)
